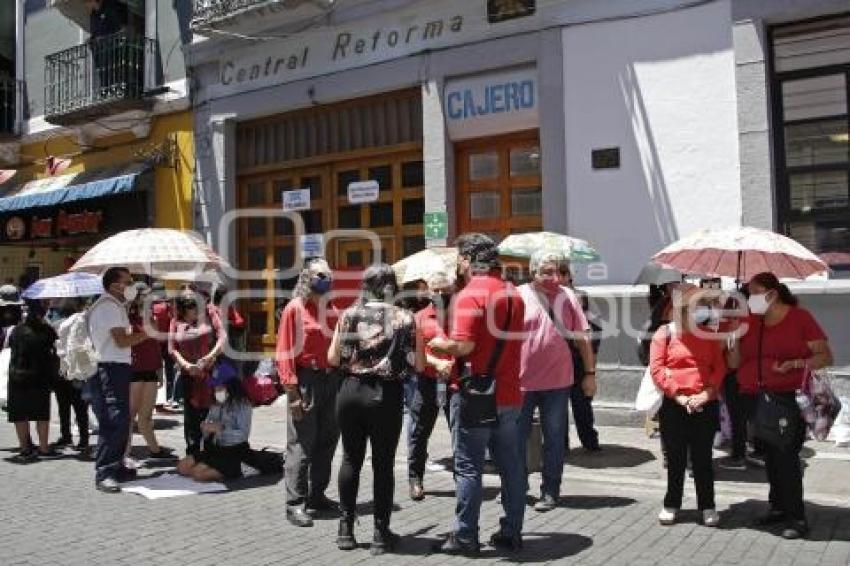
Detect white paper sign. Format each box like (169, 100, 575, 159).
(347, 180, 380, 204)
(282, 188, 311, 211)
(300, 233, 325, 258)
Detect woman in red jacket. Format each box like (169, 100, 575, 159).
(728, 272, 832, 540)
(650, 284, 726, 528)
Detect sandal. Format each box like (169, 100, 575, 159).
(9, 450, 38, 464)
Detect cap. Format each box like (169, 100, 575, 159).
(210, 360, 239, 388)
(0, 284, 23, 306)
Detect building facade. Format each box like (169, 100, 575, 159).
(0, 0, 194, 287)
(188, 0, 849, 387)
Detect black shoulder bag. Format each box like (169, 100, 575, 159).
(752, 317, 800, 451)
(458, 297, 513, 428)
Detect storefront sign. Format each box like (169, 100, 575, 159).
(282, 188, 311, 211)
(5, 216, 25, 240)
(424, 211, 448, 240)
(30, 209, 103, 239)
(207, 0, 549, 99)
(444, 67, 539, 141)
(348, 180, 380, 204)
(300, 233, 325, 258)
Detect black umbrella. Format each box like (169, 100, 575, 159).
(634, 262, 683, 286)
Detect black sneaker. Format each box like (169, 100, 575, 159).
(116, 467, 138, 482)
(286, 506, 314, 528)
(489, 530, 523, 551)
(50, 436, 73, 450)
(781, 520, 809, 540)
(148, 447, 176, 459)
(534, 494, 558, 513)
(95, 478, 121, 493)
(717, 457, 747, 471)
(435, 533, 480, 557)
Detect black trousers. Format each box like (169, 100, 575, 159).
(659, 397, 718, 510)
(566, 373, 599, 450)
(407, 375, 451, 482)
(53, 379, 89, 445)
(763, 393, 806, 521)
(337, 376, 403, 527)
(724, 372, 750, 459)
(184, 401, 209, 458)
(285, 368, 340, 507)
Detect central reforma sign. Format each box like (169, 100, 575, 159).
(444, 66, 539, 141)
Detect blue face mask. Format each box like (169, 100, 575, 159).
(310, 276, 332, 295)
(693, 306, 713, 326)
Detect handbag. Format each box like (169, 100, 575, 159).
(458, 296, 513, 428)
(633, 323, 674, 414)
(244, 358, 281, 406)
(752, 318, 801, 451)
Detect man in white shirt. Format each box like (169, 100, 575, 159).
(88, 267, 149, 493)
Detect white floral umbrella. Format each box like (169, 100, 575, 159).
(652, 226, 828, 281)
(392, 247, 458, 285)
(70, 228, 229, 276)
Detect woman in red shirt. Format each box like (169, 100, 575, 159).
(650, 284, 726, 528)
(126, 283, 170, 462)
(728, 272, 832, 540)
(168, 291, 226, 457)
(277, 259, 339, 528)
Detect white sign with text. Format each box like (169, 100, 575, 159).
(300, 233, 325, 258)
(347, 180, 380, 204)
(282, 188, 311, 211)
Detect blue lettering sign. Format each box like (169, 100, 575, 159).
(446, 79, 536, 122)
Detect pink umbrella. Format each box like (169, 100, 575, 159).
(652, 226, 828, 282)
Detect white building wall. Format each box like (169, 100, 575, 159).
(563, 0, 743, 285)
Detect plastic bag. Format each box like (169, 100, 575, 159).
(635, 366, 663, 415)
(828, 396, 850, 448)
(804, 369, 843, 442)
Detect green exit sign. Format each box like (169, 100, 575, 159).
(423, 211, 448, 240)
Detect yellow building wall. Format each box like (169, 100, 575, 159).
(15, 111, 194, 230)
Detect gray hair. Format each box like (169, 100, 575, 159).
(529, 250, 568, 275)
(293, 258, 331, 299)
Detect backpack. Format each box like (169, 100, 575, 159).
(64, 310, 98, 381)
(243, 358, 281, 406)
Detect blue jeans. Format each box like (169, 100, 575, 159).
(90, 363, 131, 482)
(451, 393, 525, 541)
(519, 387, 569, 499)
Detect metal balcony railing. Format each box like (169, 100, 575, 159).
(44, 31, 158, 125)
(192, 0, 273, 26)
(0, 76, 18, 137)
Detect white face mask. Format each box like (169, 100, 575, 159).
(214, 390, 228, 404)
(123, 284, 138, 303)
(747, 293, 770, 315)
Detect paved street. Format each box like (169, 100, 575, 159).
(1, 403, 849, 566)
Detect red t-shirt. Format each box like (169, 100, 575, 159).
(450, 273, 525, 407)
(129, 312, 162, 373)
(738, 308, 826, 394)
(415, 303, 458, 388)
(275, 297, 338, 386)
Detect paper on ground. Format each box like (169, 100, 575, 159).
(121, 473, 228, 499)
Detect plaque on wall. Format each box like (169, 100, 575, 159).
(488, 0, 536, 23)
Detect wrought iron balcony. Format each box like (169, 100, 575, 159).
(191, 0, 336, 33)
(0, 76, 19, 138)
(44, 31, 159, 126)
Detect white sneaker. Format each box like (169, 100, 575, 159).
(702, 509, 720, 527)
(658, 508, 677, 526)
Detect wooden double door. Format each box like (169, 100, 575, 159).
(237, 149, 425, 350)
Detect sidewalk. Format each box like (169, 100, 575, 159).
(0, 403, 848, 566)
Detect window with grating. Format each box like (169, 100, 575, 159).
(237, 89, 423, 170)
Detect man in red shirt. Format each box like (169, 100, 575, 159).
(429, 233, 526, 555)
(408, 270, 457, 501)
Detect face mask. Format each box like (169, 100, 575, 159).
(310, 275, 332, 295)
(214, 390, 228, 404)
(693, 306, 712, 326)
(123, 284, 138, 303)
(747, 293, 770, 315)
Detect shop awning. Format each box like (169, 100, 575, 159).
(0, 162, 152, 213)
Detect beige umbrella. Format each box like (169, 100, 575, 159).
(392, 247, 458, 285)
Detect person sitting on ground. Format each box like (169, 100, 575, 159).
(176, 363, 251, 482)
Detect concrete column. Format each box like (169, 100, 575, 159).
(733, 19, 775, 230)
(421, 78, 453, 246)
(538, 28, 568, 235)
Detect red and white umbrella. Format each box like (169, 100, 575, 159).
(652, 226, 828, 282)
(70, 228, 229, 276)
